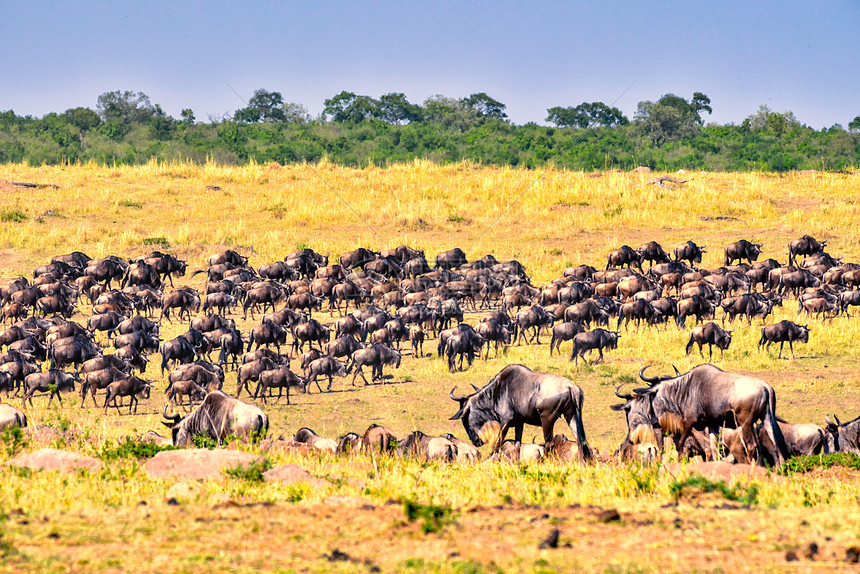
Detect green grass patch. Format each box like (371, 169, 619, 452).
(98, 437, 178, 461)
(0, 207, 27, 223)
(403, 498, 456, 533)
(778, 453, 860, 476)
(118, 200, 143, 208)
(668, 474, 760, 505)
(224, 457, 273, 482)
(142, 236, 169, 246)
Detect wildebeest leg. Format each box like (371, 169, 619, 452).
(312, 375, 323, 393)
(778, 341, 784, 359)
(492, 422, 511, 453)
(788, 340, 795, 359)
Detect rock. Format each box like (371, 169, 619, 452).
(166, 481, 205, 502)
(140, 431, 172, 447)
(846, 546, 860, 563)
(631, 166, 651, 173)
(595, 508, 622, 523)
(662, 461, 769, 482)
(538, 528, 560, 549)
(801, 542, 819, 560)
(6, 448, 101, 472)
(785, 551, 799, 562)
(259, 439, 314, 456)
(263, 463, 324, 486)
(144, 448, 259, 480)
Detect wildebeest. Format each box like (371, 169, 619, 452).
(570, 329, 620, 365)
(677, 295, 714, 328)
(292, 319, 330, 354)
(686, 321, 732, 359)
(247, 320, 288, 354)
(0, 403, 27, 430)
(305, 356, 348, 392)
(449, 364, 590, 457)
(758, 320, 810, 359)
(840, 289, 860, 316)
(632, 364, 788, 465)
(512, 305, 553, 345)
(50, 337, 100, 370)
(397, 431, 456, 462)
(254, 366, 307, 404)
(325, 335, 364, 359)
(103, 375, 151, 414)
(823, 414, 860, 454)
(606, 245, 643, 271)
(788, 235, 826, 267)
(724, 239, 762, 266)
(159, 287, 200, 322)
(548, 321, 584, 357)
(409, 324, 425, 357)
(347, 343, 401, 384)
(293, 427, 338, 452)
(236, 356, 277, 397)
(161, 391, 268, 445)
(339, 247, 378, 271)
(435, 248, 467, 270)
(22, 370, 77, 407)
(475, 319, 511, 359)
(636, 241, 670, 267)
(80, 366, 129, 408)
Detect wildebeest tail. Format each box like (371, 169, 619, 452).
(247, 330, 254, 352)
(685, 334, 695, 356)
(218, 346, 226, 365)
(569, 388, 591, 460)
(762, 386, 790, 465)
(160, 351, 168, 376)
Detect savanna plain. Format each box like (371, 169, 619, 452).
(1, 161, 859, 573)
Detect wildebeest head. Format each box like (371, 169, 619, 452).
(449, 385, 500, 447)
(610, 384, 660, 447)
(824, 414, 860, 454)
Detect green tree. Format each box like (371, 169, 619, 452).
(64, 107, 101, 149)
(634, 92, 712, 146)
(322, 91, 380, 123)
(847, 115, 860, 133)
(96, 90, 156, 123)
(149, 116, 176, 141)
(180, 109, 195, 125)
(546, 102, 628, 128)
(378, 93, 423, 125)
(460, 92, 507, 120)
(281, 102, 311, 124)
(234, 89, 286, 123)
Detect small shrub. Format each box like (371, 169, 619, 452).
(403, 498, 456, 534)
(117, 200, 142, 208)
(98, 437, 177, 461)
(0, 208, 27, 223)
(142, 236, 169, 247)
(0, 427, 29, 458)
(191, 435, 219, 449)
(224, 457, 272, 482)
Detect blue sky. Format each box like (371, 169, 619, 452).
(2, 1, 858, 128)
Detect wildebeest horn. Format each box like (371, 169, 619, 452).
(614, 385, 633, 400)
(449, 387, 466, 402)
(672, 365, 680, 376)
(470, 384, 480, 392)
(825, 414, 836, 426)
(638, 366, 660, 384)
(162, 404, 180, 423)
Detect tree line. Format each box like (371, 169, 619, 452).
(0, 89, 858, 171)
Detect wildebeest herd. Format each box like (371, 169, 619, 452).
(0, 234, 858, 466)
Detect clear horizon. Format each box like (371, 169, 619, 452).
(2, 1, 858, 129)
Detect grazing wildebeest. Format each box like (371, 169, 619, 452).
(22, 370, 77, 407)
(449, 364, 590, 457)
(570, 329, 620, 364)
(823, 414, 860, 454)
(34, 295, 75, 318)
(121, 261, 161, 290)
(114, 344, 149, 373)
(720, 293, 775, 325)
(840, 289, 860, 316)
(258, 261, 298, 283)
(112, 330, 159, 354)
(103, 375, 151, 414)
(0, 325, 35, 347)
(80, 354, 131, 376)
(606, 246, 643, 271)
(724, 239, 762, 266)
(243, 283, 286, 320)
(0, 359, 40, 397)
(217, 328, 245, 370)
(632, 364, 789, 465)
(161, 391, 268, 446)
(287, 292, 322, 318)
(443, 330, 484, 372)
(686, 322, 732, 360)
(617, 299, 655, 330)
(159, 333, 202, 375)
(563, 300, 606, 330)
(207, 249, 248, 267)
(203, 292, 238, 316)
(305, 356, 348, 392)
(49, 337, 99, 370)
(165, 379, 207, 408)
(548, 321, 584, 357)
(347, 343, 401, 384)
(758, 320, 810, 359)
(142, 252, 186, 288)
(112, 315, 159, 338)
(739, 418, 828, 466)
(325, 335, 364, 359)
(87, 311, 127, 339)
(254, 366, 307, 404)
